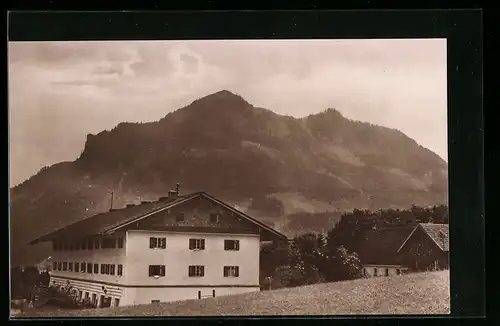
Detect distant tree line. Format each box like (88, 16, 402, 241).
(260, 204, 448, 289)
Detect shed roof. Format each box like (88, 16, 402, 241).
(398, 223, 449, 253)
(358, 226, 415, 266)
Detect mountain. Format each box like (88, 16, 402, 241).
(9, 90, 448, 266)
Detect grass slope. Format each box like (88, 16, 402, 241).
(19, 271, 450, 317)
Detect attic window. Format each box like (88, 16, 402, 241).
(210, 213, 220, 223)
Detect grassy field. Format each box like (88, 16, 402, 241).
(17, 271, 449, 317)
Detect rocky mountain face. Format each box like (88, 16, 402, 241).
(10, 90, 448, 266)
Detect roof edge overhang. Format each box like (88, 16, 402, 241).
(28, 191, 288, 245)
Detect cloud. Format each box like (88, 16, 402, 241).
(8, 39, 447, 186)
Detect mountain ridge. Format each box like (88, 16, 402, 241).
(9, 90, 448, 266)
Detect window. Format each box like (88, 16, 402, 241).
(94, 264, 99, 274)
(188, 265, 205, 277)
(110, 264, 115, 275)
(396, 269, 401, 275)
(85, 292, 89, 299)
(94, 238, 100, 249)
(224, 240, 240, 251)
(75, 262, 79, 272)
(115, 298, 120, 307)
(149, 237, 166, 249)
(385, 268, 389, 276)
(57, 262, 62, 271)
(117, 237, 124, 248)
(373, 268, 378, 276)
(92, 294, 97, 305)
(102, 237, 116, 249)
(176, 213, 185, 222)
(62, 262, 68, 271)
(151, 300, 160, 303)
(101, 264, 105, 274)
(87, 263, 93, 274)
(223, 266, 239, 277)
(189, 238, 205, 250)
(68, 262, 73, 272)
(209, 212, 220, 223)
(105, 264, 110, 275)
(81, 262, 86, 273)
(53, 262, 57, 270)
(87, 238, 93, 250)
(149, 265, 166, 277)
(117, 264, 123, 276)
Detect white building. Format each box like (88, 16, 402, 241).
(29, 190, 286, 307)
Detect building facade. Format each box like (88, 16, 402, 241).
(397, 223, 449, 271)
(362, 264, 408, 278)
(30, 190, 286, 307)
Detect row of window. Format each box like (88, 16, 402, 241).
(53, 261, 123, 276)
(148, 265, 240, 277)
(53, 237, 124, 252)
(371, 268, 401, 276)
(149, 237, 240, 251)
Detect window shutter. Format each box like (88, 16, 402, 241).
(223, 266, 228, 277)
(235, 266, 239, 277)
(118, 264, 123, 276)
(150, 237, 156, 249)
(149, 265, 154, 276)
(224, 240, 228, 250)
(189, 239, 194, 250)
(189, 265, 194, 276)
(201, 239, 205, 250)
(161, 238, 166, 249)
(160, 265, 166, 276)
(235, 240, 240, 251)
(201, 266, 205, 277)
(111, 264, 115, 275)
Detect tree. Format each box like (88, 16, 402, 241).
(323, 246, 364, 282)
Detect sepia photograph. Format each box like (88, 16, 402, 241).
(9, 38, 450, 317)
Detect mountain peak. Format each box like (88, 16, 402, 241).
(197, 90, 248, 104)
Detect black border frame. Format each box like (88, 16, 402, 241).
(6, 9, 484, 321)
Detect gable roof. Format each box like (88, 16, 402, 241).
(29, 192, 286, 245)
(397, 223, 449, 253)
(358, 226, 415, 266)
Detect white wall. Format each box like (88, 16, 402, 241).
(125, 230, 261, 287)
(363, 265, 407, 277)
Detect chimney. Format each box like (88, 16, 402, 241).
(176, 183, 180, 196)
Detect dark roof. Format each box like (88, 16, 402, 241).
(358, 226, 415, 266)
(29, 192, 286, 245)
(398, 223, 449, 253)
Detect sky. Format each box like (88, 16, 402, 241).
(8, 39, 448, 187)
